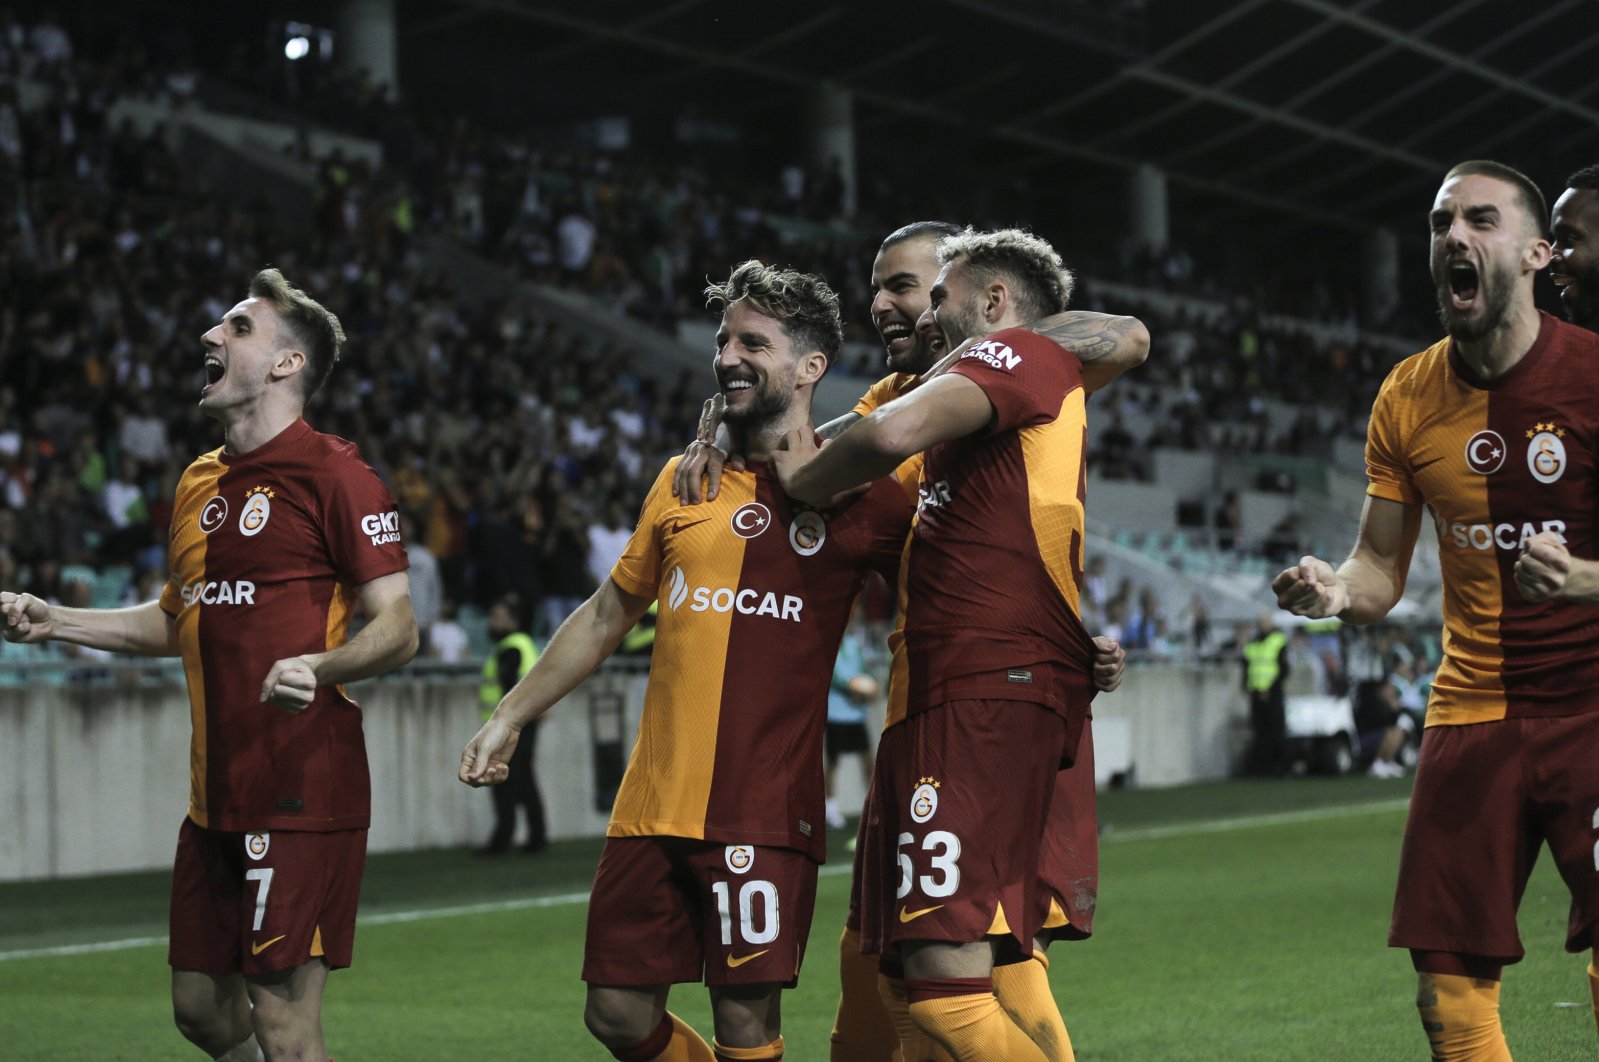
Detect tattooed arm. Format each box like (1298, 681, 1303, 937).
(1028, 311, 1150, 395)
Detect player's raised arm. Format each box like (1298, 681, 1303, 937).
(1, 592, 179, 655)
(1272, 496, 1422, 623)
(460, 577, 652, 787)
(772, 370, 992, 506)
(1028, 310, 1150, 395)
(260, 570, 419, 712)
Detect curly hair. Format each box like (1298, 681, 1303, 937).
(936, 227, 1074, 319)
(248, 267, 346, 398)
(1567, 163, 1599, 191)
(704, 259, 843, 367)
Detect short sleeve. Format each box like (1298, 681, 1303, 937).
(318, 448, 411, 585)
(159, 575, 182, 616)
(610, 460, 676, 599)
(1365, 370, 1421, 505)
(946, 328, 1079, 435)
(853, 374, 910, 418)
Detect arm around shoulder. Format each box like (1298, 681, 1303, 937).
(1029, 311, 1150, 394)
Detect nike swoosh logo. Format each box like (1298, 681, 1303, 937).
(250, 934, 286, 956)
(726, 949, 770, 968)
(899, 905, 943, 923)
(671, 517, 716, 533)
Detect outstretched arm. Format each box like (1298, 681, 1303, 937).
(0, 593, 178, 655)
(1272, 496, 1421, 624)
(1029, 311, 1150, 395)
(261, 570, 419, 711)
(460, 578, 652, 786)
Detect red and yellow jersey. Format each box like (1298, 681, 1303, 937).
(1367, 313, 1599, 726)
(159, 419, 409, 831)
(853, 371, 923, 730)
(607, 456, 913, 862)
(853, 372, 919, 419)
(900, 327, 1097, 723)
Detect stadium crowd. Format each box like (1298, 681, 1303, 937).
(2, 6, 1421, 663)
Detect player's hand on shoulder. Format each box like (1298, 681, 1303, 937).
(673, 440, 728, 505)
(259, 655, 319, 713)
(459, 718, 519, 787)
(1271, 556, 1347, 618)
(0, 591, 52, 643)
(1513, 530, 1571, 603)
(1091, 635, 1126, 693)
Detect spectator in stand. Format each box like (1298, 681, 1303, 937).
(1124, 586, 1167, 654)
(538, 496, 594, 637)
(427, 596, 470, 663)
(402, 512, 442, 640)
(585, 499, 632, 592)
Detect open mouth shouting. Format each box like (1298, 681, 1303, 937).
(1446, 259, 1480, 313)
(202, 353, 226, 396)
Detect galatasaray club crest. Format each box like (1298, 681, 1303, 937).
(725, 845, 755, 875)
(245, 833, 271, 861)
(910, 777, 941, 824)
(239, 486, 275, 537)
(1526, 422, 1567, 485)
(789, 510, 826, 557)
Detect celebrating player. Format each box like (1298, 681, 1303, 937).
(2, 269, 418, 1062)
(1274, 160, 1599, 1060)
(1551, 164, 1599, 333)
(771, 228, 1109, 1061)
(679, 221, 1143, 1061)
(461, 260, 915, 1062)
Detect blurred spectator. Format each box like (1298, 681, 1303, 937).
(824, 618, 877, 832)
(585, 500, 631, 591)
(401, 512, 442, 638)
(427, 597, 469, 663)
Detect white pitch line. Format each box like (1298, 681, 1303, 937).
(0, 799, 1409, 964)
(1102, 798, 1410, 843)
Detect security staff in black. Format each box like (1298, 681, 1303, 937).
(1242, 611, 1291, 775)
(477, 596, 545, 855)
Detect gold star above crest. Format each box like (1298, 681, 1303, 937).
(245, 485, 276, 499)
(917, 776, 941, 789)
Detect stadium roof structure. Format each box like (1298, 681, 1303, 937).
(402, 0, 1599, 240)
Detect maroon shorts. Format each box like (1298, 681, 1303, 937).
(582, 837, 819, 988)
(845, 738, 890, 939)
(1390, 713, 1599, 961)
(168, 818, 367, 976)
(1038, 722, 1098, 942)
(858, 701, 1069, 957)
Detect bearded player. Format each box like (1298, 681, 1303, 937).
(1277, 160, 1599, 1060)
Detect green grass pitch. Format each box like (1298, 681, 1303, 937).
(2, 776, 1591, 1059)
